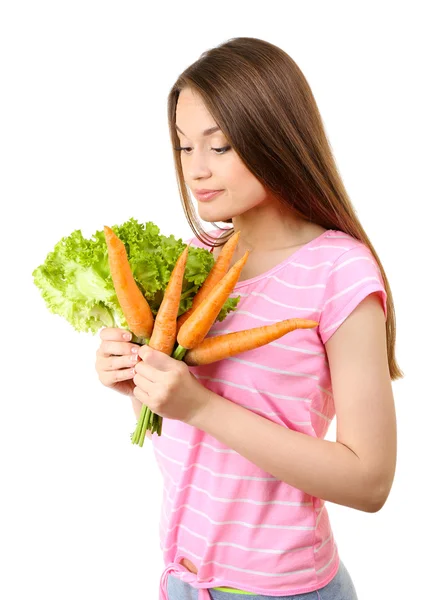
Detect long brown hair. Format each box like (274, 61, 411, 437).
(167, 37, 403, 381)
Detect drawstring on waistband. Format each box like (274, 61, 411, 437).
(160, 561, 212, 600)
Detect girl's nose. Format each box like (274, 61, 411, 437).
(187, 151, 211, 180)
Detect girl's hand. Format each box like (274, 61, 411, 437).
(95, 327, 142, 397)
(133, 345, 210, 424)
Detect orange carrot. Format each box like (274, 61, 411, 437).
(104, 225, 154, 342)
(148, 243, 190, 355)
(183, 319, 319, 366)
(176, 230, 241, 333)
(175, 250, 250, 356)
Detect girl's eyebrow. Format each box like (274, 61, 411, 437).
(175, 124, 221, 137)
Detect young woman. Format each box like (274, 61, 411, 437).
(95, 37, 400, 599)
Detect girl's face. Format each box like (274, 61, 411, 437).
(175, 88, 273, 223)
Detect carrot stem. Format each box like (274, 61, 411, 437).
(139, 406, 151, 446)
(180, 285, 199, 301)
(131, 407, 143, 444)
(172, 344, 187, 361)
(132, 404, 146, 444)
(131, 403, 163, 444)
(130, 333, 149, 346)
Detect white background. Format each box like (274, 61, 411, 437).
(1, 2, 428, 599)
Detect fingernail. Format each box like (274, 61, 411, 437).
(131, 346, 138, 353)
(123, 332, 132, 341)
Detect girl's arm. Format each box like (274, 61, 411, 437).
(187, 292, 397, 513)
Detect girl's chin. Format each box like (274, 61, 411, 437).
(197, 205, 230, 222)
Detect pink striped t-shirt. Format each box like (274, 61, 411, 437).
(153, 228, 388, 600)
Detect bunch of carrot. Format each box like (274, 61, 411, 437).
(104, 226, 318, 447)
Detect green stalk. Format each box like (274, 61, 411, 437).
(172, 344, 188, 361)
(138, 406, 151, 446)
(131, 418, 139, 444)
(130, 333, 149, 346)
(180, 285, 199, 301)
(152, 414, 157, 433)
(131, 415, 140, 444)
(132, 403, 146, 444)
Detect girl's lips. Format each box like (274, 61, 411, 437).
(194, 190, 224, 202)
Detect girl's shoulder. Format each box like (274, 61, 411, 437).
(296, 229, 380, 273)
(318, 230, 383, 276)
(314, 228, 370, 253)
(315, 230, 388, 344)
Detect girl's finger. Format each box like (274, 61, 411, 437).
(135, 361, 163, 383)
(98, 353, 140, 372)
(99, 327, 132, 341)
(98, 340, 140, 357)
(99, 367, 136, 387)
(133, 383, 150, 403)
(133, 370, 156, 394)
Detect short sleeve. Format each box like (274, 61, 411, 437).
(318, 244, 388, 344)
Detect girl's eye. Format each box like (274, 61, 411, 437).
(174, 147, 191, 154)
(174, 146, 231, 155)
(212, 146, 231, 155)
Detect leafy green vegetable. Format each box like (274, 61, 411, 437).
(32, 218, 240, 334)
